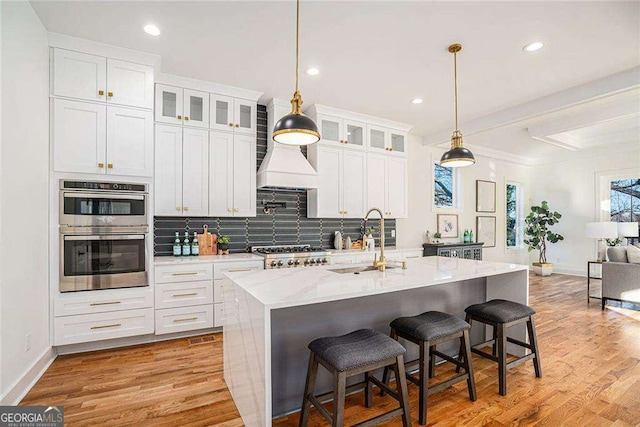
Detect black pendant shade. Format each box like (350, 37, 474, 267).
(273, 112, 320, 146)
(440, 146, 476, 167)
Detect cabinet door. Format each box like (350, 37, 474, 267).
(390, 131, 407, 155)
(210, 94, 234, 132)
(366, 154, 387, 216)
(232, 135, 257, 217)
(344, 120, 366, 150)
(154, 125, 183, 216)
(209, 131, 234, 216)
(106, 59, 154, 109)
(319, 115, 343, 146)
(183, 89, 210, 129)
(233, 99, 257, 135)
(367, 125, 388, 153)
(313, 146, 342, 217)
(53, 49, 106, 102)
(155, 84, 183, 125)
(182, 128, 209, 216)
(386, 157, 407, 218)
(342, 150, 367, 218)
(106, 106, 153, 177)
(53, 99, 106, 174)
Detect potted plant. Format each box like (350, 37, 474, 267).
(217, 235, 230, 254)
(433, 232, 442, 243)
(524, 201, 564, 276)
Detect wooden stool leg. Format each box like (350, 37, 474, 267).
(492, 325, 498, 356)
(497, 323, 508, 396)
(299, 353, 318, 427)
(527, 316, 543, 378)
(394, 354, 413, 427)
(332, 371, 346, 427)
(429, 345, 436, 378)
(381, 328, 397, 397)
(456, 314, 472, 374)
(461, 329, 477, 401)
(364, 371, 373, 408)
(418, 340, 429, 425)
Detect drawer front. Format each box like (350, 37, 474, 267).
(214, 261, 263, 279)
(155, 263, 213, 284)
(54, 308, 154, 346)
(214, 303, 224, 328)
(55, 288, 153, 317)
(402, 250, 423, 260)
(155, 305, 213, 335)
(155, 281, 213, 309)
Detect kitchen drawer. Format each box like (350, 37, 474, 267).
(155, 305, 213, 335)
(214, 261, 263, 279)
(55, 287, 153, 317)
(402, 250, 423, 260)
(214, 303, 224, 328)
(54, 308, 154, 346)
(155, 263, 213, 284)
(155, 281, 213, 309)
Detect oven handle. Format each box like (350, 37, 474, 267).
(63, 192, 145, 201)
(63, 235, 145, 241)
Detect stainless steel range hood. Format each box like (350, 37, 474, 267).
(257, 98, 318, 189)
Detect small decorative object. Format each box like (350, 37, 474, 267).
(606, 238, 623, 247)
(345, 236, 352, 250)
(469, 229, 474, 243)
(217, 235, 231, 255)
(525, 201, 564, 276)
(463, 229, 469, 243)
(476, 216, 496, 248)
(364, 227, 375, 251)
(476, 180, 496, 213)
(433, 232, 442, 243)
(437, 214, 459, 238)
(352, 239, 363, 250)
(334, 231, 343, 250)
(198, 225, 217, 255)
(425, 230, 431, 244)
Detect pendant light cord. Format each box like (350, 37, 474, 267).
(295, 0, 300, 94)
(453, 50, 458, 132)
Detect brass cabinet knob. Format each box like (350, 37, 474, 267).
(227, 208, 232, 212)
(185, 116, 190, 121)
(177, 115, 182, 120)
(98, 162, 104, 168)
(98, 90, 104, 96)
(184, 206, 189, 211)
(107, 91, 113, 97)
(390, 147, 394, 151)
(176, 207, 181, 211)
(107, 163, 113, 169)
(228, 123, 233, 127)
(235, 124, 240, 128)
(234, 208, 239, 212)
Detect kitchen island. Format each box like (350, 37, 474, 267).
(223, 256, 529, 426)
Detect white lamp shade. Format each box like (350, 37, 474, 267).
(585, 222, 618, 239)
(617, 222, 639, 238)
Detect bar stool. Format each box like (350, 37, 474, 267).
(299, 329, 412, 427)
(382, 311, 477, 425)
(458, 299, 542, 396)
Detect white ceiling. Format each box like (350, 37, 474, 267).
(31, 0, 640, 161)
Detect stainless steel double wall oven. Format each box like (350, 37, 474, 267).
(59, 180, 149, 292)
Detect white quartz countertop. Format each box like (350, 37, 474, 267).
(225, 256, 528, 310)
(154, 253, 263, 265)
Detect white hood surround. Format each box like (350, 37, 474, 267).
(257, 98, 318, 189)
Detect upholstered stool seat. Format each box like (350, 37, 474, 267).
(383, 311, 476, 425)
(300, 329, 412, 427)
(465, 299, 535, 323)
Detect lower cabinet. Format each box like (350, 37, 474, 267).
(155, 305, 214, 335)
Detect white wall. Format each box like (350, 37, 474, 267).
(0, 1, 51, 402)
(397, 137, 531, 265)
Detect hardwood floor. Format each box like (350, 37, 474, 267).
(22, 274, 640, 426)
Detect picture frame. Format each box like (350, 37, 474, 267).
(476, 216, 497, 248)
(476, 180, 496, 213)
(437, 214, 459, 238)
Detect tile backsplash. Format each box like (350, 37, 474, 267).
(154, 105, 395, 256)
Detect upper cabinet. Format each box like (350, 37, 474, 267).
(315, 115, 366, 150)
(210, 94, 256, 135)
(155, 85, 210, 129)
(367, 125, 407, 155)
(52, 48, 154, 109)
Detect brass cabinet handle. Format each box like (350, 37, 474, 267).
(227, 268, 253, 273)
(107, 91, 113, 97)
(171, 272, 198, 276)
(91, 323, 121, 330)
(228, 123, 233, 127)
(90, 301, 121, 306)
(107, 163, 114, 169)
(98, 90, 104, 96)
(406, 256, 420, 259)
(172, 292, 198, 297)
(177, 115, 182, 120)
(98, 163, 104, 168)
(185, 116, 190, 121)
(183, 206, 189, 211)
(173, 317, 198, 323)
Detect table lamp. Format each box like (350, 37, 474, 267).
(617, 222, 639, 245)
(586, 222, 618, 262)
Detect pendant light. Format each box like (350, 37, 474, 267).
(440, 44, 475, 167)
(272, 0, 320, 146)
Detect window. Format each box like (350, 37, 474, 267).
(610, 178, 640, 245)
(506, 182, 524, 249)
(434, 163, 455, 208)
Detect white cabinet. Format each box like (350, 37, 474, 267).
(54, 287, 153, 317)
(209, 131, 256, 217)
(53, 99, 152, 177)
(210, 94, 257, 135)
(367, 153, 408, 218)
(154, 125, 208, 216)
(155, 85, 209, 128)
(213, 260, 263, 327)
(52, 49, 153, 109)
(308, 145, 367, 218)
(367, 125, 407, 155)
(155, 305, 214, 335)
(317, 115, 366, 149)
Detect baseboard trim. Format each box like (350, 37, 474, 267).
(0, 346, 57, 405)
(553, 266, 586, 277)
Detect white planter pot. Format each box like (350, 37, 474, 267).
(532, 263, 554, 276)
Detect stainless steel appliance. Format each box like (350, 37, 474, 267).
(59, 180, 149, 292)
(252, 244, 332, 269)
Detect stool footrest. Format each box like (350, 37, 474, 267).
(432, 349, 465, 369)
(428, 373, 470, 395)
(507, 337, 532, 349)
(353, 408, 404, 427)
(307, 394, 333, 424)
(368, 375, 400, 401)
(471, 347, 499, 362)
(506, 352, 536, 369)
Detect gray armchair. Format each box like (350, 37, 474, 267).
(602, 261, 640, 310)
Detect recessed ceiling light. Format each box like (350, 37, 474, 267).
(306, 67, 320, 76)
(523, 42, 544, 52)
(143, 24, 161, 36)
(412, 98, 423, 105)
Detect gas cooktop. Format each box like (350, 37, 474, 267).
(251, 245, 332, 269)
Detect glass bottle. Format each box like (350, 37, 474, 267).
(469, 229, 474, 243)
(191, 232, 199, 256)
(182, 231, 191, 256)
(173, 232, 181, 257)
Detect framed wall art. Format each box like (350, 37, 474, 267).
(437, 214, 459, 238)
(476, 216, 496, 248)
(476, 180, 496, 213)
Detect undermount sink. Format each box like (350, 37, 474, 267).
(328, 265, 399, 274)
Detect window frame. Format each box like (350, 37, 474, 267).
(431, 154, 462, 212)
(505, 180, 525, 252)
